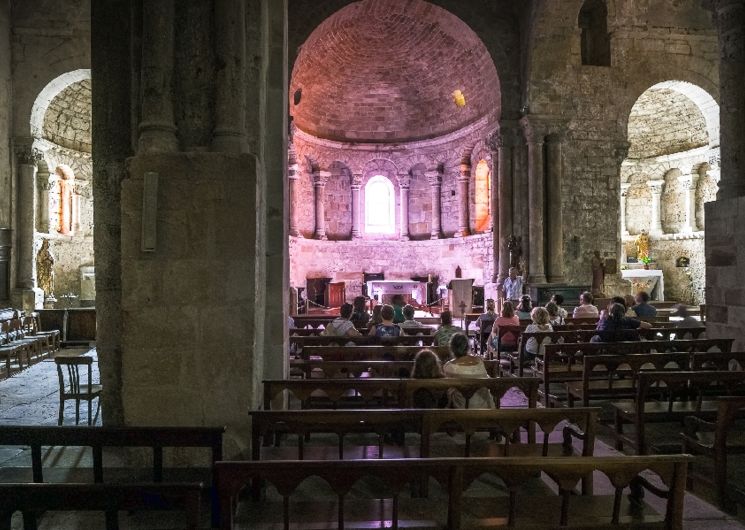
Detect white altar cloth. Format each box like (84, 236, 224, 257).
(621, 269, 664, 301)
(367, 280, 427, 303)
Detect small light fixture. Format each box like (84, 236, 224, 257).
(452, 89, 466, 107)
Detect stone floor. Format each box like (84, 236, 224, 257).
(0, 354, 743, 528)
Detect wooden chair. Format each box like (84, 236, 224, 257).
(55, 356, 102, 425)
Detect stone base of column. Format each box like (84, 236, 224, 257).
(455, 229, 470, 238)
(315, 232, 328, 241)
(289, 229, 303, 238)
(20, 287, 44, 311)
(528, 274, 547, 285)
(211, 128, 247, 153)
(138, 122, 179, 153)
(430, 232, 441, 240)
(399, 235, 409, 241)
(546, 275, 564, 283)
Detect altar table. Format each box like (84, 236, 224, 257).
(621, 269, 664, 301)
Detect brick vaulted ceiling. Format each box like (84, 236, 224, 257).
(290, 0, 501, 143)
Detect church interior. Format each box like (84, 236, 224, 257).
(1, 0, 745, 528)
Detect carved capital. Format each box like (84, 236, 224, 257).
(425, 169, 442, 186)
(396, 172, 411, 189)
(351, 172, 363, 189)
(677, 173, 699, 190)
(647, 179, 665, 195)
(15, 144, 43, 165)
(614, 141, 631, 163)
(486, 130, 502, 151)
(620, 182, 631, 196)
(313, 170, 331, 186)
(520, 116, 546, 145)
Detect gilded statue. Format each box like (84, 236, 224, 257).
(36, 239, 55, 297)
(635, 230, 650, 261)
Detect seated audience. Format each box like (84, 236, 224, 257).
(524, 307, 553, 361)
(573, 291, 599, 318)
(443, 333, 495, 409)
(516, 295, 533, 320)
(599, 296, 628, 320)
(624, 294, 638, 317)
(671, 304, 699, 328)
(410, 349, 448, 408)
(399, 304, 426, 329)
(391, 294, 406, 324)
(592, 302, 651, 342)
(369, 304, 401, 337)
(488, 300, 520, 354)
(633, 291, 657, 318)
(367, 305, 383, 332)
(322, 303, 361, 337)
(433, 310, 463, 346)
(545, 301, 564, 326)
(550, 293, 568, 319)
(350, 296, 370, 329)
(475, 298, 497, 330)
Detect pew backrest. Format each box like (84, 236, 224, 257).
(300, 345, 451, 362)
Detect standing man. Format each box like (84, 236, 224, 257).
(503, 267, 526, 303)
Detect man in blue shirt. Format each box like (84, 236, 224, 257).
(633, 291, 657, 318)
(503, 267, 526, 302)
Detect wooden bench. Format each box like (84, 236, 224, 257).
(0, 425, 224, 527)
(289, 359, 501, 378)
(262, 377, 540, 410)
(290, 334, 436, 349)
(0, 482, 203, 530)
(682, 396, 745, 511)
(0, 318, 49, 378)
(612, 370, 745, 454)
(299, 345, 451, 362)
(216, 455, 690, 529)
(537, 339, 734, 406)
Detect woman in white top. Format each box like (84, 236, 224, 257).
(524, 307, 553, 361)
(572, 291, 599, 319)
(442, 333, 495, 409)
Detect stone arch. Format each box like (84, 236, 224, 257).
(30, 69, 91, 140)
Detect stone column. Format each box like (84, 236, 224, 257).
(397, 173, 410, 241)
(137, 0, 179, 153)
(36, 161, 51, 234)
(313, 170, 330, 240)
(211, 0, 247, 152)
(456, 161, 470, 237)
(426, 169, 442, 239)
(351, 173, 362, 239)
(489, 128, 514, 287)
(14, 144, 42, 308)
(287, 163, 301, 237)
(712, 0, 745, 198)
(678, 171, 699, 233)
(545, 131, 565, 283)
(521, 117, 547, 284)
(647, 179, 665, 235)
(72, 184, 82, 234)
(620, 182, 630, 236)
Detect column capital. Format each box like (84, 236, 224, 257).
(620, 182, 631, 195)
(458, 162, 471, 181)
(351, 172, 363, 189)
(14, 143, 42, 165)
(313, 170, 331, 186)
(677, 173, 699, 190)
(520, 116, 546, 145)
(647, 179, 665, 195)
(396, 173, 411, 189)
(425, 169, 442, 186)
(288, 163, 300, 180)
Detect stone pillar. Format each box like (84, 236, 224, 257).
(620, 182, 630, 236)
(426, 169, 442, 239)
(211, 0, 247, 152)
(545, 131, 565, 283)
(647, 179, 665, 235)
(15, 145, 38, 291)
(397, 173, 410, 241)
(0, 0, 11, 229)
(456, 161, 470, 237)
(313, 170, 330, 240)
(712, 0, 745, 198)
(72, 185, 82, 234)
(521, 117, 547, 284)
(36, 161, 51, 234)
(489, 128, 515, 287)
(351, 173, 362, 239)
(678, 171, 699, 233)
(287, 162, 301, 237)
(137, 0, 179, 153)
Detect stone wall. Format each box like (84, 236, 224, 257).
(290, 233, 494, 298)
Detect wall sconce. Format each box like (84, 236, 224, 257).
(452, 89, 466, 107)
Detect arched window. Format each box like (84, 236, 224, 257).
(474, 160, 491, 232)
(579, 0, 611, 67)
(55, 165, 77, 235)
(364, 175, 395, 234)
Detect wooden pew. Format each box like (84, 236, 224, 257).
(300, 345, 451, 362)
(682, 396, 745, 511)
(262, 377, 540, 410)
(0, 482, 203, 530)
(613, 370, 745, 454)
(536, 339, 734, 406)
(289, 359, 501, 379)
(290, 334, 436, 349)
(216, 455, 691, 530)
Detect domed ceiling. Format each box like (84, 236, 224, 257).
(290, 0, 500, 143)
(42, 79, 92, 153)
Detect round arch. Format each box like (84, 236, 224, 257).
(30, 69, 91, 139)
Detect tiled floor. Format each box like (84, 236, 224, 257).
(0, 354, 743, 529)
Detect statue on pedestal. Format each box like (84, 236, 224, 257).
(591, 250, 605, 297)
(36, 239, 56, 307)
(635, 230, 650, 261)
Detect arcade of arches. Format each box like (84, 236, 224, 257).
(0, 0, 743, 451)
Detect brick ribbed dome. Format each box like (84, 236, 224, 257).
(290, 0, 500, 143)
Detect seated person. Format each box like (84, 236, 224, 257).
(632, 291, 657, 318)
(399, 304, 426, 329)
(366, 305, 383, 333)
(599, 296, 628, 320)
(369, 304, 401, 337)
(573, 291, 599, 319)
(488, 300, 520, 354)
(545, 301, 564, 326)
(671, 304, 699, 328)
(475, 298, 497, 331)
(516, 295, 533, 320)
(550, 293, 568, 319)
(410, 349, 448, 408)
(350, 296, 370, 329)
(391, 294, 406, 324)
(624, 295, 638, 317)
(433, 310, 463, 346)
(321, 303, 361, 337)
(524, 307, 553, 361)
(592, 302, 651, 342)
(443, 333, 495, 409)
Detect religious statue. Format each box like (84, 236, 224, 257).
(591, 250, 605, 297)
(635, 230, 650, 261)
(507, 235, 522, 270)
(36, 239, 55, 298)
